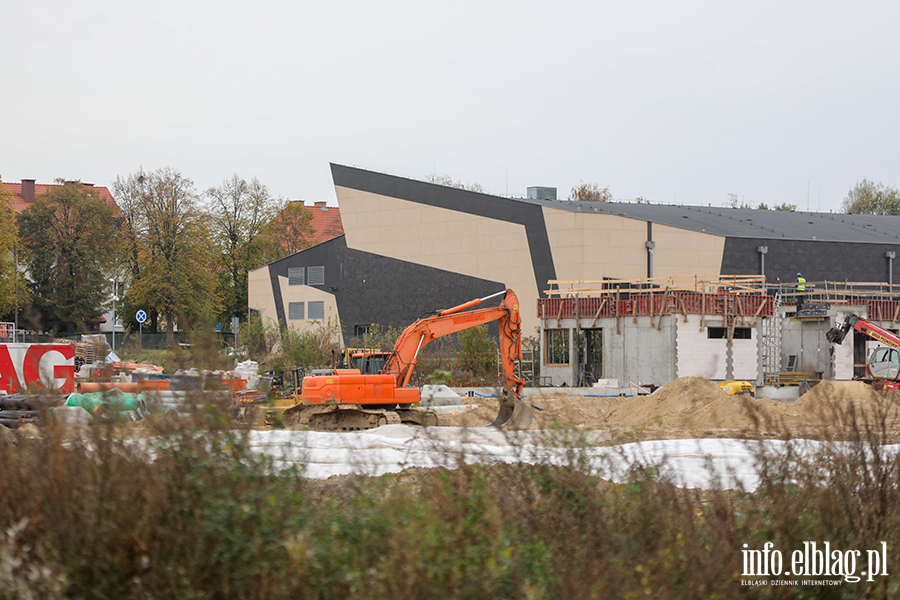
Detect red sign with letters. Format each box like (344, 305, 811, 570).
(0, 344, 75, 394)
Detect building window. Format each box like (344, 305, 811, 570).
(355, 325, 371, 337)
(707, 327, 751, 339)
(288, 267, 305, 286)
(308, 266, 325, 286)
(288, 302, 305, 320)
(544, 329, 569, 365)
(308, 301, 325, 320)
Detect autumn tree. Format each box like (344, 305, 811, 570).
(841, 179, 900, 215)
(569, 181, 612, 202)
(17, 180, 117, 336)
(0, 180, 29, 321)
(205, 175, 283, 326)
(261, 201, 316, 258)
(113, 167, 219, 341)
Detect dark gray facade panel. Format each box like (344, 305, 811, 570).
(331, 163, 556, 296)
(267, 236, 507, 339)
(721, 238, 899, 284)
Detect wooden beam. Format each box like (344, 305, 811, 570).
(891, 303, 900, 329)
(616, 287, 621, 335)
(556, 298, 563, 328)
(748, 299, 766, 327)
(657, 286, 670, 331)
(679, 296, 689, 323)
(701, 288, 706, 331)
(590, 298, 607, 328)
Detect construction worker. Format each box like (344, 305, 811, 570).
(796, 272, 806, 308)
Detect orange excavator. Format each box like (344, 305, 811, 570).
(283, 289, 534, 430)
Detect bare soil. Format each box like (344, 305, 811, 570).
(438, 377, 900, 441)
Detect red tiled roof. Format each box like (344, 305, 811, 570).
(294, 201, 344, 246)
(3, 180, 118, 214)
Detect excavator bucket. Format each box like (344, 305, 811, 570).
(489, 393, 534, 428)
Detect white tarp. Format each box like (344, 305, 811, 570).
(227, 425, 894, 491)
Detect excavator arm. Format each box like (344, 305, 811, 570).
(382, 289, 524, 394)
(827, 314, 900, 348)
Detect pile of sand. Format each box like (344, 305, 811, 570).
(437, 377, 900, 438)
(782, 380, 900, 430)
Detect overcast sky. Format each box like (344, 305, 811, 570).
(4, 1, 899, 212)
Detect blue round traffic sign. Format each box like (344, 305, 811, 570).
(136, 310, 147, 324)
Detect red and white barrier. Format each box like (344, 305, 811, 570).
(0, 343, 75, 394)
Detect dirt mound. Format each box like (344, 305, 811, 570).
(438, 379, 787, 433)
(322, 377, 900, 440)
(783, 380, 900, 429)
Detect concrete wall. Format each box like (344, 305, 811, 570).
(779, 317, 837, 378)
(540, 316, 677, 387)
(674, 316, 758, 380)
(831, 311, 856, 380)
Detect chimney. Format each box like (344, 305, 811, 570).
(21, 179, 35, 204)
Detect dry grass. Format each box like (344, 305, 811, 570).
(1, 392, 900, 598)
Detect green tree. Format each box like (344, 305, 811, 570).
(205, 175, 283, 327)
(457, 324, 497, 379)
(112, 167, 220, 341)
(17, 180, 117, 336)
(0, 180, 29, 322)
(841, 178, 900, 214)
(570, 181, 612, 202)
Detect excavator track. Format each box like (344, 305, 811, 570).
(308, 406, 402, 431)
(281, 402, 455, 431)
(283, 403, 403, 431)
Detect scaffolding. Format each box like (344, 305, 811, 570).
(761, 291, 783, 385)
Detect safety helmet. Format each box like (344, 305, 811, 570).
(797, 272, 802, 276)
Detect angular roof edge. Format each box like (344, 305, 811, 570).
(330, 163, 900, 245)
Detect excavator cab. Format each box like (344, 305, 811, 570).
(868, 347, 900, 380)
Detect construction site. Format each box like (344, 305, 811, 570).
(535, 274, 900, 394)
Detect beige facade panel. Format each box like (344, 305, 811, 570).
(335, 184, 541, 332)
(652, 223, 726, 274)
(248, 266, 278, 324)
(279, 280, 343, 343)
(248, 267, 343, 345)
(543, 207, 727, 285)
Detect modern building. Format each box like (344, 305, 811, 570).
(248, 164, 900, 387)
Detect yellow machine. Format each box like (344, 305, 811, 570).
(719, 380, 755, 397)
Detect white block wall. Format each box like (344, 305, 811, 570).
(675, 316, 758, 380)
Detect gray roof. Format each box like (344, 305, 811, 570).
(521, 196, 900, 244)
(331, 163, 900, 245)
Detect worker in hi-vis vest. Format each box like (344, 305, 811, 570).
(796, 272, 806, 308)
